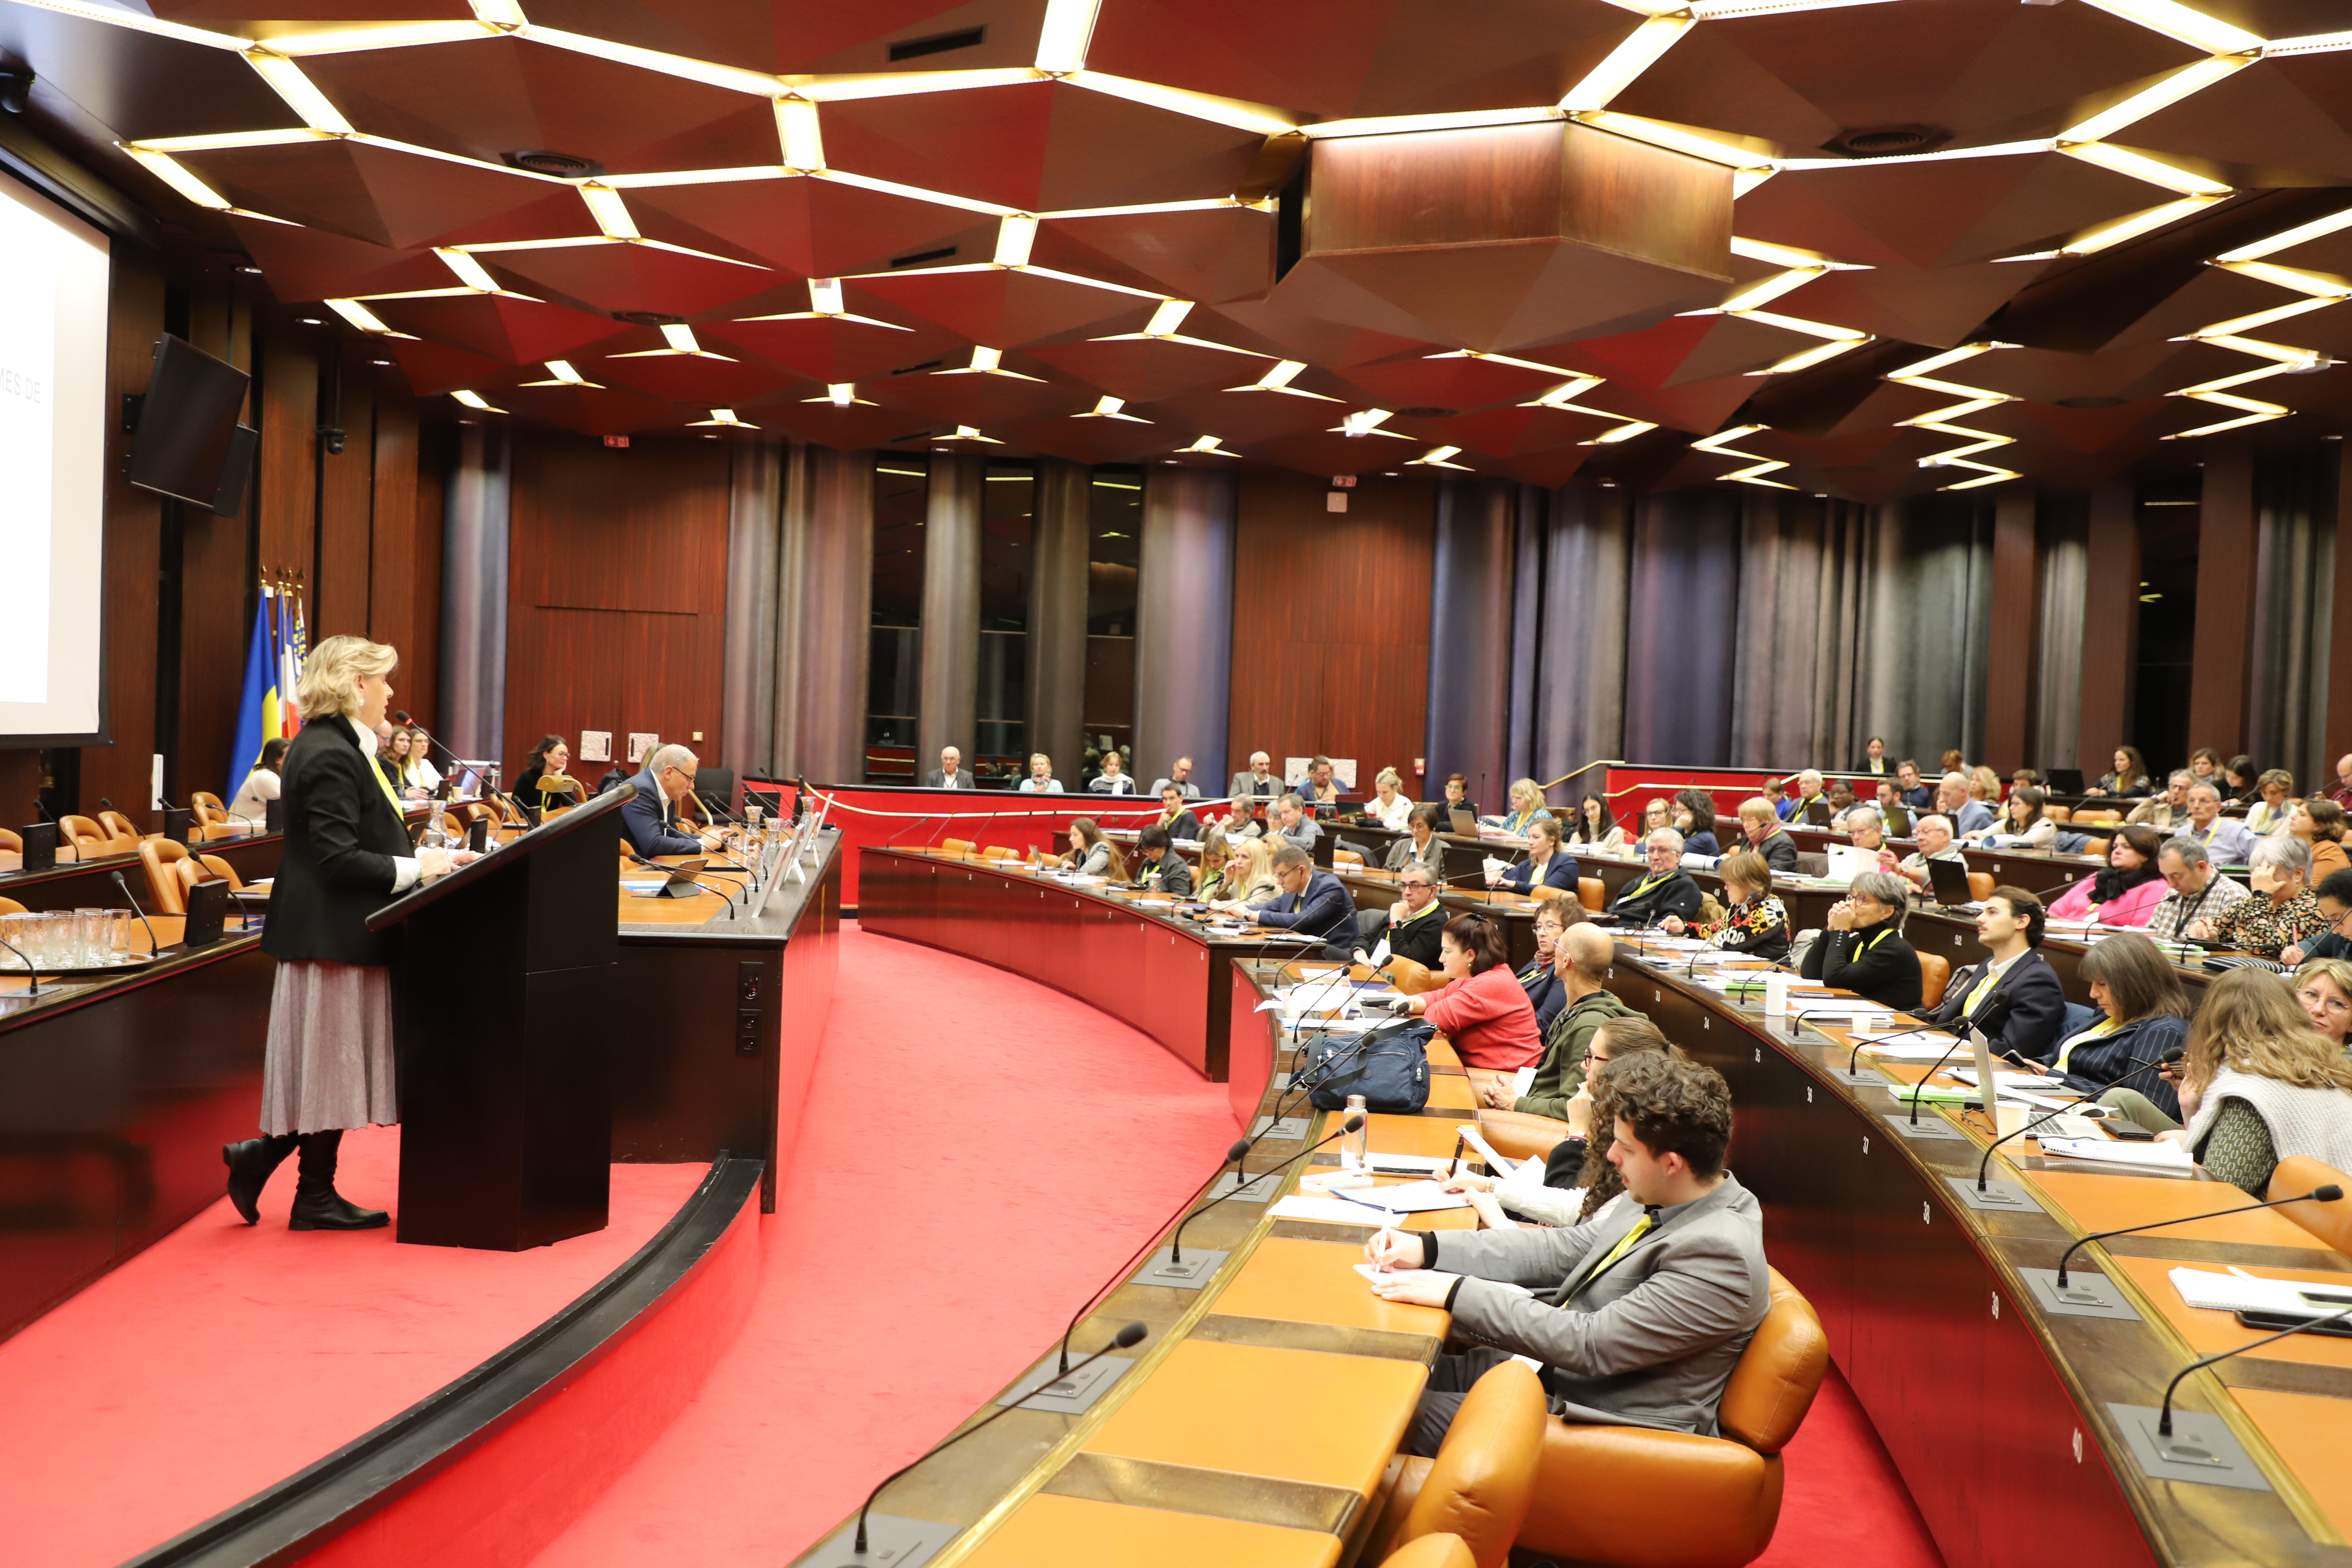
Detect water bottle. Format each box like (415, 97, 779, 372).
(1343, 1094, 1370, 1173)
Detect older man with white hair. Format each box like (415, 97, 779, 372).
(1606, 828, 1704, 925)
(1936, 771, 1995, 837)
(1776, 769, 1827, 822)
(622, 743, 725, 858)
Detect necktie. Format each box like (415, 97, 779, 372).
(1963, 960, 2005, 1016)
(1572, 1208, 1659, 1295)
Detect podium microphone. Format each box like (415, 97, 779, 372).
(853, 1321, 1148, 1557)
(2056, 1184, 2343, 1289)
(110, 871, 162, 958)
(1164, 1112, 1363, 1268)
(1972, 1047, 2183, 1191)
(2157, 1304, 2352, 1439)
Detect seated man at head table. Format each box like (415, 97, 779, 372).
(1934, 771, 1995, 838)
(1608, 829, 1705, 926)
(2145, 834, 2252, 941)
(1734, 797, 1800, 872)
(1150, 755, 1201, 801)
(1384, 803, 1448, 876)
(1481, 923, 1638, 1116)
(922, 744, 975, 790)
(1894, 813, 1966, 894)
(1927, 885, 2067, 1064)
(1353, 860, 1447, 971)
(1269, 792, 1321, 854)
(1154, 783, 1201, 843)
(621, 744, 727, 859)
(1295, 754, 1342, 810)
(1131, 824, 1193, 897)
(1368, 1054, 1768, 1453)
(1228, 750, 1279, 807)
(1229, 841, 1355, 953)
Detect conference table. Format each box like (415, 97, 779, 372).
(820, 848, 2352, 1568)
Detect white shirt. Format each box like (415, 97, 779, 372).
(349, 717, 423, 892)
(407, 755, 443, 791)
(230, 767, 280, 823)
(1370, 791, 1413, 830)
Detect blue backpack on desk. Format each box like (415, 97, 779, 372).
(1295, 1019, 1432, 1113)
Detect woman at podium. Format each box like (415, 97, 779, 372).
(223, 635, 473, 1231)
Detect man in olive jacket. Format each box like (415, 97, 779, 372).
(1482, 923, 1637, 1116)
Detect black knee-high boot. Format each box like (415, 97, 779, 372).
(223, 1134, 299, 1224)
(288, 1130, 389, 1231)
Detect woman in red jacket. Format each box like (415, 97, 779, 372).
(1403, 913, 1544, 1075)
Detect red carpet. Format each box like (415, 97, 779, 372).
(1757, 1363, 1946, 1568)
(523, 923, 1243, 1567)
(0, 1133, 707, 1568)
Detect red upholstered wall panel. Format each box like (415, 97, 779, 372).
(1226, 470, 1435, 794)
(502, 433, 732, 781)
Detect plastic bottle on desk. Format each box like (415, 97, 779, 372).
(1343, 1094, 1370, 1173)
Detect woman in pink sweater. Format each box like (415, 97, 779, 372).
(1404, 913, 1543, 1072)
(2049, 823, 2170, 927)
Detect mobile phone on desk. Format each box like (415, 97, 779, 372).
(2101, 1122, 2157, 1141)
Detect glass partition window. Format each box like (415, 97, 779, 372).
(976, 464, 1035, 785)
(865, 458, 929, 783)
(1083, 469, 1142, 785)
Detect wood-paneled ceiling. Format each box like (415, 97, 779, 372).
(9, 0, 2352, 498)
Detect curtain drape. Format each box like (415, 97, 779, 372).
(1620, 490, 1742, 765)
(1427, 480, 1519, 811)
(767, 444, 873, 785)
(2246, 452, 2337, 789)
(439, 422, 508, 766)
(1505, 484, 1546, 789)
(2032, 499, 2087, 773)
(1134, 465, 1237, 782)
(720, 442, 782, 780)
(1526, 482, 1634, 799)
(1727, 494, 1868, 768)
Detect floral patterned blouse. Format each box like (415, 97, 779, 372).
(1696, 893, 1790, 961)
(2210, 890, 2327, 958)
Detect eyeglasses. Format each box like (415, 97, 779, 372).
(2297, 988, 2350, 1019)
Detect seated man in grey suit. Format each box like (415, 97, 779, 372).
(622, 743, 726, 859)
(923, 744, 975, 789)
(1366, 1054, 1767, 1452)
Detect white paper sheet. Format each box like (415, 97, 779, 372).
(2037, 1137, 2196, 1170)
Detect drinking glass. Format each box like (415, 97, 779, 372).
(109, 911, 133, 962)
(0, 913, 29, 970)
(77, 909, 107, 966)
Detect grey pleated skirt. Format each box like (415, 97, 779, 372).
(260, 960, 398, 1136)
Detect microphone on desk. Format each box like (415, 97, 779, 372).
(1167, 1113, 1366, 1268)
(110, 870, 163, 958)
(2154, 1303, 2352, 1442)
(1046, 1133, 1249, 1380)
(1906, 1021, 1991, 1127)
(1842, 1026, 1943, 1081)
(851, 1321, 1149, 1557)
(2055, 1184, 2344, 1290)
(1972, 1047, 2184, 1192)
(0, 929, 41, 996)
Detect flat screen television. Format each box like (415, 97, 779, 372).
(127, 335, 254, 513)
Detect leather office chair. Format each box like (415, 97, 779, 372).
(1966, 871, 1994, 902)
(138, 838, 194, 916)
(981, 844, 1020, 860)
(1334, 848, 1364, 865)
(1519, 1268, 1829, 1568)
(98, 809, 144, 846)
(190, 791, 231, 839)
(1365, 1359, 1547, 1568)
(2269, 1157, 2352, 1256)
(176, 854, 246, 897)
(2073, 808, 2122, 825)
(1579, 876, 1605, 913)
(1476, 1108, 1574, 1164)
(58, 815, 107, 858)
(1794, 851, 1829, 877)
(1388, 956, 1446, 995)
(940, 837, 976, 856)
(0, 826, 20, 854)
(0, 894, 26, 915)
(1378, 1534, 1476, 1568)
(1917, 950, 1952, 1011)
(2082, 836, 2111, 861)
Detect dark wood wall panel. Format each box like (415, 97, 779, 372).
(409, 421, 446, 733)
(257, 334, 316, 590)
(1980, 490, 2038, 775)
(2188, 448, 2258, 755)
(2076, 480, 2139, 779)
(1227, 471, 1433, 792)
(2331, 442, 2352, 760)
(81, 250, 167, 818)
(313, 364, 375, 645)
(502, 433, 732, 780)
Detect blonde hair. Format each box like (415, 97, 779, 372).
(1508, 778, 1542, 812)
(296, 634, 398, 721)
(1234, 834, 1277, 890)
(2184, 968, 2352, 1094)
(1969, 765, 2002, 801)
(1376, 766, 1402, 790)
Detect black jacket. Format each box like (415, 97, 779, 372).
(1931, 949, 2069, 1064)
(1500, 853, 1579, 894)
(1801, 923, 1922, 1012)
(2057, 1011, 2188, 1121)
(1519, 960, 1568, 1035)
(1898, 783, 1935, 812)
(1383, 899, 1447, 969)
(1138, 851, 1192, 896)
(1159, 809, 1202, 842)
(1608, 869, 1702, 925)
(262, 717, 415, 967)
(621, 767, 705, 856)
(1752, 829, 1799, 871)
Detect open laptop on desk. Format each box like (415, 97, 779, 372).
(1449, 807, 1476, 835)
(1882, 802, 1910, 836)
(1804, 799, 1835, 827)
(1926, 856, 1976, 908)
(623, 857, 708, 898)
(2045, 767, 2085, 794)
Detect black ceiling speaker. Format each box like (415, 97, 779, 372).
(1822, 125, 1951, 159)
(504, 149, 605, 178)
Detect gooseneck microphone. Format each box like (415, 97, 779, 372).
(2055, 1184, 2344, 1289)
(110, 871, 162, 959)
(1972, 1047, 2182, 1191)
(1046, 1135, 1250, 1380)
(0, 931, 40, 996)
(2158, 1304, 2352, 1438)
(1843, 1026, 1942, 1081)
(852, 1321, 1149, 1556)
(1167, 1113, 1365, 1266)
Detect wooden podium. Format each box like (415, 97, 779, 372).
(365, 785, 628, 1250)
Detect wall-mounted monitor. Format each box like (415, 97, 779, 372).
(127, 334, 253, 513)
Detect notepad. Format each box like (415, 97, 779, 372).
(2037, 1136, 2196, 1170)
(2168, 1266, 2352, 1317)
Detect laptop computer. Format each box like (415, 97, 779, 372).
(1449, 807, 1477, 835)
(1926, 856, 1975, 907)
(625, 857, 709, 898)
(2045, 767, 2085, 793)
(1882, 802, 1910, 836)
(1804, 799, 1834, 827)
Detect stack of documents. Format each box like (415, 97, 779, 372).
(2037, 1136, 2196, 1171)
(2168, 1266, 2352, 1318)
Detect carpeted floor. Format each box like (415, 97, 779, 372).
(1758, 1362, 1946, 1567)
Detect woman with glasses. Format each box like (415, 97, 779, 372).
(2292, 958, 2352, 1055)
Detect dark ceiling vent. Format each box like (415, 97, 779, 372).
(1822, 125, 1949, 159)
(889, 245, 957, 269)
(613, 309, 685, 326)
(1395, 406, 1458, 419)
(505, 149, 605, 178)
(888, 26, 985, 62)
(2056, 395, 2127, 409)
(890, 359, 945, 376)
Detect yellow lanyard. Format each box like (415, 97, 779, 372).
(1573, 1211, 1657, 1293)
(2054, 1017, 2118, 1073)
(1627, 871, 1671, 899)
(1852, 926, 1892, 960)
(1963, 959, 2009, 1016)
(369, 750, 405, 817)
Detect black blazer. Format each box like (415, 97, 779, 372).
(621, 767, 705, 856)
(1608, 869, 1702, 925)
(1801, 923, 1922, 1012)
(1931, 949, 2068, 1064)
(1159, 809, 1202, 842)
(1753, 830, 1800, 871)
(262, 718, 415, 967)
(1500, 853, 1578, 894)
(1138, 852, 1192, 896)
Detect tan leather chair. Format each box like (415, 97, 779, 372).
(190, 791, 233, 839)
(941, 836, 976, 856)
(98, 808, 144, 844)
(176, 853, 246, 897)
(1578, 876, 1605, 913)
(1697, 891, 1726, 925)
(1917, 950, 1952, 1011)
(1966, 870, 1994, 902)
(1519, 1268, 1829, 1568)
(0, 894, 25, 916)
(1365, 1359, 1547, 1568)
(1477, 1107, 1575, 1164)
(58, 814, 107, 858)
(2044, 803, 2072, 823)
(1334, 848, 1364, 866)
(1390, 956, 1447, 995)
(0, 826, 20, 854)
(2083, 836, 2111, 861)
(1378, 1534, 1476, 1568)
(2269, 1157, 2352, 1255)
(2073, 808, 2122, 825)
(138, 837, 194, 916)
(981, 844, 1020, 861)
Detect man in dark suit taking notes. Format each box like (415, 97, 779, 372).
(623, 744, 724, 858)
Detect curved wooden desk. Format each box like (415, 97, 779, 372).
(809, 854, 2352, 1568)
